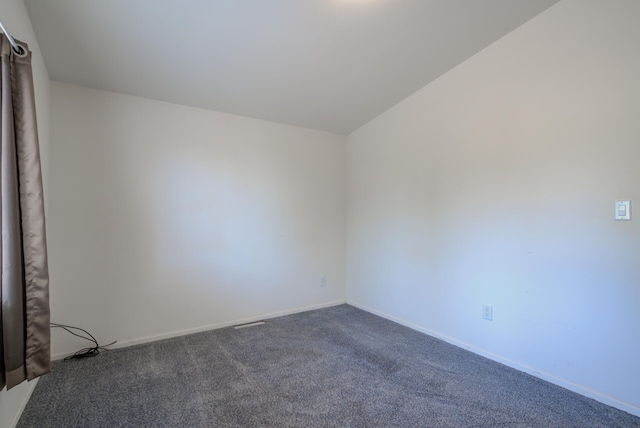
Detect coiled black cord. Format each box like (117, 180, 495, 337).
(50, 323, 117, 361)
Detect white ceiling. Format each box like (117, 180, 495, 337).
(24, 0, 560, 135)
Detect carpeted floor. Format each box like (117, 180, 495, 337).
(18, 304, 640, 427)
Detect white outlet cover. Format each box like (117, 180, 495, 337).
(482, 305, 493, 321)
(615, 201, 631, 221)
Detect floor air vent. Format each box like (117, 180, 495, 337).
(233, 321, 266, 329)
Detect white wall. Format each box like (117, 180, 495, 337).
(0, 1, 50, 427)
(7, 0, 639, 423)
(48, 82, 346, 358)
(347, 0, 640, 416)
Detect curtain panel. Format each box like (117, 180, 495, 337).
(0, 34, 50, 390)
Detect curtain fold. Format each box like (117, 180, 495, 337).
(0, 34, 50, 390)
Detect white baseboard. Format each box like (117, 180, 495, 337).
(0, 378, 39, 428)
(52, 299, 347, 361)
(347, 300, 640, 418)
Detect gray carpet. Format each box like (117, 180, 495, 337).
(18, 305, 640, 427)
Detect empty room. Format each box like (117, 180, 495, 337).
(1, 0, 639, 427)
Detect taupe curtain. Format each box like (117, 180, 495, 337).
(0, 34, 50, 390)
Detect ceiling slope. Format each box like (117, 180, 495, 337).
(24, 0, 560, 134)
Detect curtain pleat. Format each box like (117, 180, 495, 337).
(0, 34, 50, 390)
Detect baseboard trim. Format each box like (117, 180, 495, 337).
(52, 299, 347, 361)
(347, 300, 640, 418)
(4, 378, 39, 428)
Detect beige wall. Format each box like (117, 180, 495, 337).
(347, 0, 640, 415)
(0, 0, 50, 427)
(48, 82, 346, 358)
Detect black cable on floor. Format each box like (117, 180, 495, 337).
(50, 323, 117, 361)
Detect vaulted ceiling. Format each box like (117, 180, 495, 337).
(24, 0, 560, 134)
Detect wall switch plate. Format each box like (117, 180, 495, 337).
(321, 277, 327, 287)
(615, 201, 631, 221)
(482, 305, 493, 321)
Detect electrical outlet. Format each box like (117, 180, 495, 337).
(482, 305, 493, 321)
(321, 277, 327, 287)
